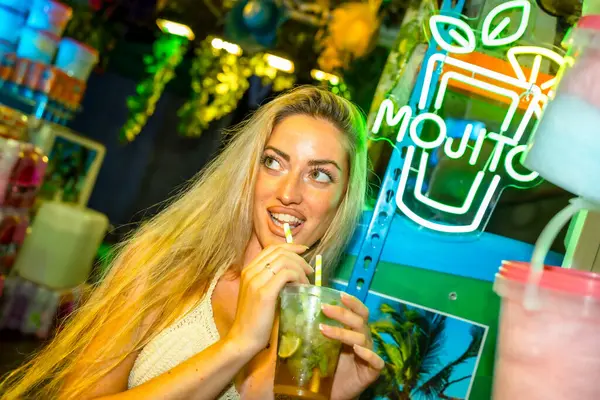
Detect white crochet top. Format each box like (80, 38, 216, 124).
(128, 274, 240, 399)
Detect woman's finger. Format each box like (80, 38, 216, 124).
(319, 324, 367, 347)
(321, 304, 364, 331)
(260, 268, 308, 302)
(242, 250, 280, 282)
(244, 244, 310, 281)
(341, 293, 370, 321)
(284, 251, 314, 276)
(353, 344, 385, 370)
(248, 254, 311, 289)
(267, 251, 314, 276)
(250, 264, 309, 291)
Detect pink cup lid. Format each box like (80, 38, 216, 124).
(578, 15, 600, 31)
(499, 261, 600, 300)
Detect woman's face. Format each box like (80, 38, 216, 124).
(252, 114, 349, 248)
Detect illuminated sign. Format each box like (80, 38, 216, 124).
(373, 0, 565, 234)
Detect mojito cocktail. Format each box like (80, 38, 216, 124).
(274, 284, 345, 400)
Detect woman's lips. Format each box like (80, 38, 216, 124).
(267, 211, 305, 238)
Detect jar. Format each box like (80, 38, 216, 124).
(524, 16, 600, 203)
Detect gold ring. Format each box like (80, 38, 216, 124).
(265, 263, 276, 276)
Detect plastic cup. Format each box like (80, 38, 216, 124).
(55, 38, 99, 81)
(493, 195, 600, 399)
(0, 40, 16, 57)
(524, 16, 600, 203)
(0, 0, 32, 14)
(0, 5, 26, 44)
(26, 0, 72, 37)
(16, 26, 59, 64)
(274, 284, 345, 400)
(493, 261, 600, 400)
(0, 136, 21, 205)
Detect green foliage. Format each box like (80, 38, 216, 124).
(329, 80, 352, 101)
(177, 37, 295, 137)
(177, 41, 251, 136)
(120, 34, 188, 142)
(279, 293, 341, 381)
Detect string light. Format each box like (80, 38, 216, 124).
(156, 19, 195, 40)
(210, 38, 242, 56)
(311, 69, 340, 85)
(265, 54, 295, 73)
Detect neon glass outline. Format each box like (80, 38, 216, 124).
(481, 0, 532, 47)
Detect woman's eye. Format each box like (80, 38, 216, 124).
(263, 156, 281, 170)
(311, 169, 332, 183)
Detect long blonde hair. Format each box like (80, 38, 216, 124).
(0, 86, 368, 399)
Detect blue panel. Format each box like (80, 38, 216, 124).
(430, 119, 487, 166)
(346, 210, 564, 283)
(446, 119, 486, 139)
(347, 0, 467, 301)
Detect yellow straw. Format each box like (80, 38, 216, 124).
(315, 255, 322, 287)
(309, 368, 321, 393)
(283, 223, 293, 244)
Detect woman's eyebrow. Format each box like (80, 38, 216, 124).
(264, 146, 289, 161)
(264, 146, 342, 172)
(308, 159, 341, 172)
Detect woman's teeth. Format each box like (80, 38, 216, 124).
(270, 212, 303, 228)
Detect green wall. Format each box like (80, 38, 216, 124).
(335, 255, 500, 399)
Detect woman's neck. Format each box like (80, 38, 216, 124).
(242, 234, 263, 270)
(224, 234, 263, 279)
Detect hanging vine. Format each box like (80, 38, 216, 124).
(177, 39, 251, 136)
(329, 78, 352, 100)
(120, 34, 188, 142)
(177, 37, 295, 137)
(248, 53, 296, 93)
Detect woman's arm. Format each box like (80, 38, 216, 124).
(63, 292, 257, 400)
(95, 336, 255, 400)
(236, 315, 280, 399)
(62, 290, 258, 400)
(70, 243, 311, 399)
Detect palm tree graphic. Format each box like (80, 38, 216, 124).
(363, 303, 484, 400)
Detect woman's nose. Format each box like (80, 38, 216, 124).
(276, 172, 303, 205)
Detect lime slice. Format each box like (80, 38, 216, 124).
(278, 334, 301, 358)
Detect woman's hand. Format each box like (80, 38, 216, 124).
(225, 244, 313, 355)
(321, 293, 384, 400)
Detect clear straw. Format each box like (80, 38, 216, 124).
(525, 197, 594, 309)
(283, 223, 293, 244)
(315, 255, 322, 287)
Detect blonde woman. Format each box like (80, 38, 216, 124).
(0, 86, 384, 399)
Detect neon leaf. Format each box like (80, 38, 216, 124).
(429, 15, 476, 54)
(482, 0, 531, 47)
(506, 46, 566, 90)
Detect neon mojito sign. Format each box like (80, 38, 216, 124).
(373, 0, 566, 234)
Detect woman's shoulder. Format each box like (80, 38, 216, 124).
(128, 287, 221, 388)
